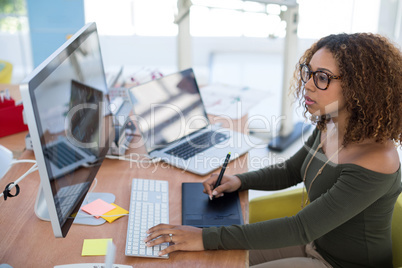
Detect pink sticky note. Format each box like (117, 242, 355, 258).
(81, 199, 116, 219)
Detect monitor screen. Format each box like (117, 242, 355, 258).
(20, 22, 114, 237)
(128, 68, 209, 152)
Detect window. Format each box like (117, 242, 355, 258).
(84, 0, 178, 36)
(298, 0, 380, 39)
(84, 0, 381, 38)
(190, 0, 286, 37)
(190, 0, 380, 38)
(0, 0, 28, 33)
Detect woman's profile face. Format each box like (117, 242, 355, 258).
(303, 48, 347, 120)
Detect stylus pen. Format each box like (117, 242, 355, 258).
(213, 152, 231, 195)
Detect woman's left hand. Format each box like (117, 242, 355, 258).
(145, 224, 204, 256)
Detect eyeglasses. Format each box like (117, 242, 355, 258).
(300, 64, 341, 90)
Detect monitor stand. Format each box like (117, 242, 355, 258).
(268, 122, 311, 152)
(34, 183, 116, 226)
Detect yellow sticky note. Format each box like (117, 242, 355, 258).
(101, 203, 129, 223)
(82, 238, 112, 256)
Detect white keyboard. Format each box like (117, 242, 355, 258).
(125, 178, 169, 258)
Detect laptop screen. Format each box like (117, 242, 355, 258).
(68, 80, 103, 156)
(129, 68, 209, 152)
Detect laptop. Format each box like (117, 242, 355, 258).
(44, 137, 96, 179)
(44, 80, 103, 179)
(128, 68, 254, 175)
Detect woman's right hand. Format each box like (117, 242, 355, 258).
(202, 173, 242, 200)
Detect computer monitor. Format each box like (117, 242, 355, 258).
(20, 22, 114, 237)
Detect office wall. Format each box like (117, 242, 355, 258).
(26, 0, 85, 68)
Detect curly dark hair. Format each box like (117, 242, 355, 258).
(293, 33, 402, 147)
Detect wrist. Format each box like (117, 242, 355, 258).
(233, 174, 245, 191)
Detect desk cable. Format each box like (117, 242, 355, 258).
(1, 160, 38, 201)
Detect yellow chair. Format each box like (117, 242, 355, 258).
(0, 60, 13, 84)
(392, 194, 402, 267)
(249, 189, 402, 267)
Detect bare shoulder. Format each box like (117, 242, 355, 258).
(344, 140, 400, 174)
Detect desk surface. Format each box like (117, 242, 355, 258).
(0, 117, 250, 267)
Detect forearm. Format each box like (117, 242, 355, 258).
(236, 148, 307, 191)
(202, 217, 309, 250)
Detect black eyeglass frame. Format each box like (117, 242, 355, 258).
(300, 64, 342, 90)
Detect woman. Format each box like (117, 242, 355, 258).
(145, 33, 402, 267)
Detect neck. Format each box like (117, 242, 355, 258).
(326, 114, 347, 146)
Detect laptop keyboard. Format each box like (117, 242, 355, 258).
(44, 142, 84, 169)
(165, 131, 228, 160)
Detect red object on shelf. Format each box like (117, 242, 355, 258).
(0, 97, 28, 137)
